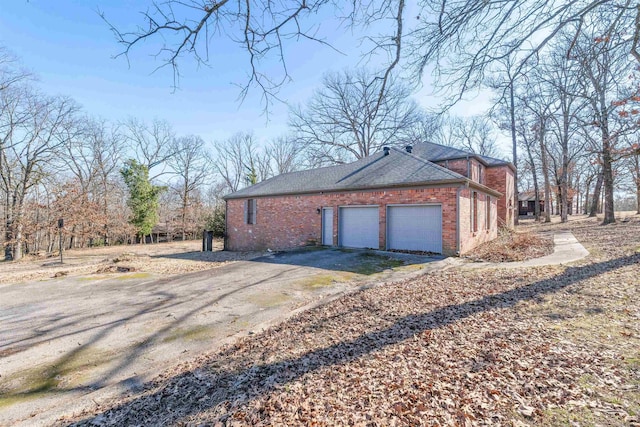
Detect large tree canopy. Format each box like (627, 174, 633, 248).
(290, 69, 420, 165)
(105, 1, 640, 104)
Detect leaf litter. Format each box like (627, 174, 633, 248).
(60, 216, 640, 426)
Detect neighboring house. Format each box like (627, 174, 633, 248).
(223, 142, 515, 256)
(518, 190, 545, 216)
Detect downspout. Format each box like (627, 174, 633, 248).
(456, 182, 468, 256)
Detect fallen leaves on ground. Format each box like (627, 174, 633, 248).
(465, 229, 554, 263)
(61, 216, 640, 426)
(0, 240, 264, 284)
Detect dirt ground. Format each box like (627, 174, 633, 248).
(0, 239, 262, 285)
(58, 213, 640, 426)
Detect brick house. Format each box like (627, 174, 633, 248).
(518, 190, 545, 216)
(224, 142, 515, 256)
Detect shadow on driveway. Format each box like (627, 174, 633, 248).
(67, 251, 640, 426)
(0, 247, 442, 426)
(155, 246, 441, 275)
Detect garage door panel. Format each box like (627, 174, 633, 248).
(387, 205, 442, 253)
(339, 207, 379, 249)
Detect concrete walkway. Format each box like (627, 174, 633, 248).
(456, 231, 589, 270)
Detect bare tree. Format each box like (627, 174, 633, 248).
(540, 37, 588, 223)
(516, 74, 555, 223)
(168, 135, 211, 241)
(624, 139, 640, 214)
(406, 1, 640, 102)
(448, 115, 500, 158)
(0, 84, 79, 260)
(290, 69, 420, 165)
(102, 1, 405, 109)
(408, 111, 446, 144)
(107, 2, 640, 108)
(571, 20, 637, 224)
(513, 98, 542, 221)
(265, 136, 303, 175)
(213, 132, 262, 193)
(123, 117, 177, 179)
(488, 51, 524, 225)
(0, 47, 31, 91)
(84, 119, 125, 245)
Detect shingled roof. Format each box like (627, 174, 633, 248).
(225, 146, 468, 199)
(410, 141, 513, 168)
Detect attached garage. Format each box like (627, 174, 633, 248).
(387, 204, 442, 253)
(224, 143, 511, 255)
(339, 206, 379, 249)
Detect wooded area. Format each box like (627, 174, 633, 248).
(103, 0, 640, 225)
(3, 1, 640, 261)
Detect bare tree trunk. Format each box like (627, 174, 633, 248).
(590, 170, 603, 217)
(635, 155, 640, 214)
(583, 177, 591, 215)
(14, 226, 23, 260)
(574, 172, 580, 215)
(597, 92, 616, 224)
(583, 175, 594, 215)
(4, 219, 11, 260)
(525, 141, 541, 221)
(69, 225, 76, 250)
(181, 195, 187, 242)
(4, 190, 12, 260)
(6, 192, 27, 261)
(509, 83, 519, 226)
(13, 205, 24, 261)
(601, 145, 616, 224)
(539, 121, 552, 223)
(560, 110, 570, 223)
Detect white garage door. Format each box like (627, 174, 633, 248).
(387, 205, 442, 253)
(339, 206, 379, 249)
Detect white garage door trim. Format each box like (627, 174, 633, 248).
(386, 204, 442, 253)
(339, 206, 379, 249)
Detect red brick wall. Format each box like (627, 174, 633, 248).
(435, 159, 468, 177)
(458, 188, 498, 253)
(485, 166, 515, 229)
(226, 158, 511, 255)
(469, 159, 486, 184)
(226, 187, 462, 255)
(434, 158, 488, 185)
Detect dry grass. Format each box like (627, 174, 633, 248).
(57, 214, 640, 426)
(465, 229, 554, 262)
(0, 240, 265, 285)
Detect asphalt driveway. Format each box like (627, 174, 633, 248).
(0, 248, 445, 426)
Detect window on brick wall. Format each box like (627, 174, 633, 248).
(245, 199, 257, 224)
(486, 196, 491, 230)
(471, 191, 478, 232)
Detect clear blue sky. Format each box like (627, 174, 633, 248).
(0, 1, 495, 148)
